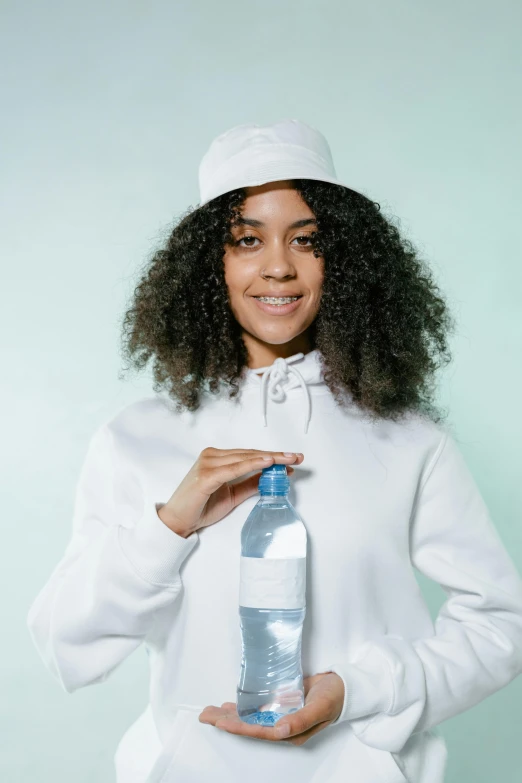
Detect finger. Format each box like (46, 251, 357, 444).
(202, 451, 303, 472)
(302, 673, 331, 690)
(230, 467, 294, 506)
(286, 720, 332, 746)
(202, 448, 304, 462)
(212, 715, 293, 743)
(200, 454, 300, 494)
(200, 703, 296, 742)
(208, 711, 331, 745)
(199, 705, 237, 724)
(204, 708, 327, 744)
(270, 698, 332, 739)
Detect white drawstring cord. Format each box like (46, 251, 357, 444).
(256, 353, 311, 435)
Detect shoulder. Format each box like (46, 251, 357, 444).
(366, 408, 455, 465)
(95, 394, 183, 449)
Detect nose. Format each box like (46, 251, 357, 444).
(260, 239, 297, 279)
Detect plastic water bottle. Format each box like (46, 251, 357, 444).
(237, 463, 307, 726)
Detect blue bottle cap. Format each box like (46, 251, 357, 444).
(258, 463, 290, 496)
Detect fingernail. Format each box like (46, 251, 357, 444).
(283, 452, 295, 457)
(275, 723, 291, 738)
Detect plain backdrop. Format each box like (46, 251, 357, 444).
(1, 1, 521, 781)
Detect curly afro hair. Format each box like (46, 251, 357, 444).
(119, 179, 456, 425)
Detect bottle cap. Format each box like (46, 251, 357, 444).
(258, 463, 290, 496)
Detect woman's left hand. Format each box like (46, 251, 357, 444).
(198, 672, 344, 746)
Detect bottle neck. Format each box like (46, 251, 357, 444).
(258, 493, 289, 501)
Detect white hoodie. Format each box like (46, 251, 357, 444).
(27, 349, 522, 783)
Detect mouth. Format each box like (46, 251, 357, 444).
(250, 295, 304, 315)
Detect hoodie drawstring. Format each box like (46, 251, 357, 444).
(256, 353, 311, 435)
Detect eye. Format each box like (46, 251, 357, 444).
(236, 235, 260, 247)
(235, 234, 314, 248)
(293, 235, 314, 246)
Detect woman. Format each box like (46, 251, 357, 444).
(27, 119, 522, 783)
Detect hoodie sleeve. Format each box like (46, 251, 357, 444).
(26, 422, 199, 694)
(325, 430, 522, 753)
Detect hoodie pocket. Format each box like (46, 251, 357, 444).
(146, 706, 409, 783)
(362, 745, 409, 783)
(361, 728, 448, 783)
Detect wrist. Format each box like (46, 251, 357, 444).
(157, 504, 195, 538)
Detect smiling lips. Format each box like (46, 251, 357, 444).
(251, 295, 304, 315)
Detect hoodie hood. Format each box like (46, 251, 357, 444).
(241, 349, 326, 435)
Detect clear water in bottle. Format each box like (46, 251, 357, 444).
(237, 463, 307, 726)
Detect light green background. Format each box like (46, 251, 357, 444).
(2, 1, 521, 781)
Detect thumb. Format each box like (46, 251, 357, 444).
(231, 467, 294, 507)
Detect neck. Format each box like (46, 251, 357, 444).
(243, 332, 315, 371)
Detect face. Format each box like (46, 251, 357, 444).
(223, 180, 324, 365)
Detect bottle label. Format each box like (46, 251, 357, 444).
(239, 556, 306, 609)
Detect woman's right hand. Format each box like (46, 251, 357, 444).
(157, 448, 304, 538)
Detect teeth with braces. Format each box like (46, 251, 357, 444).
(255, 296, 300, 304)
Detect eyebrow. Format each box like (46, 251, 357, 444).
(233, 217, 317, 229)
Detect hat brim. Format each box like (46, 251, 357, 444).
(198, 169, 364, 208)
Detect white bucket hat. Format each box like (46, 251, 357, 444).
(197, 118, 363, 207)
